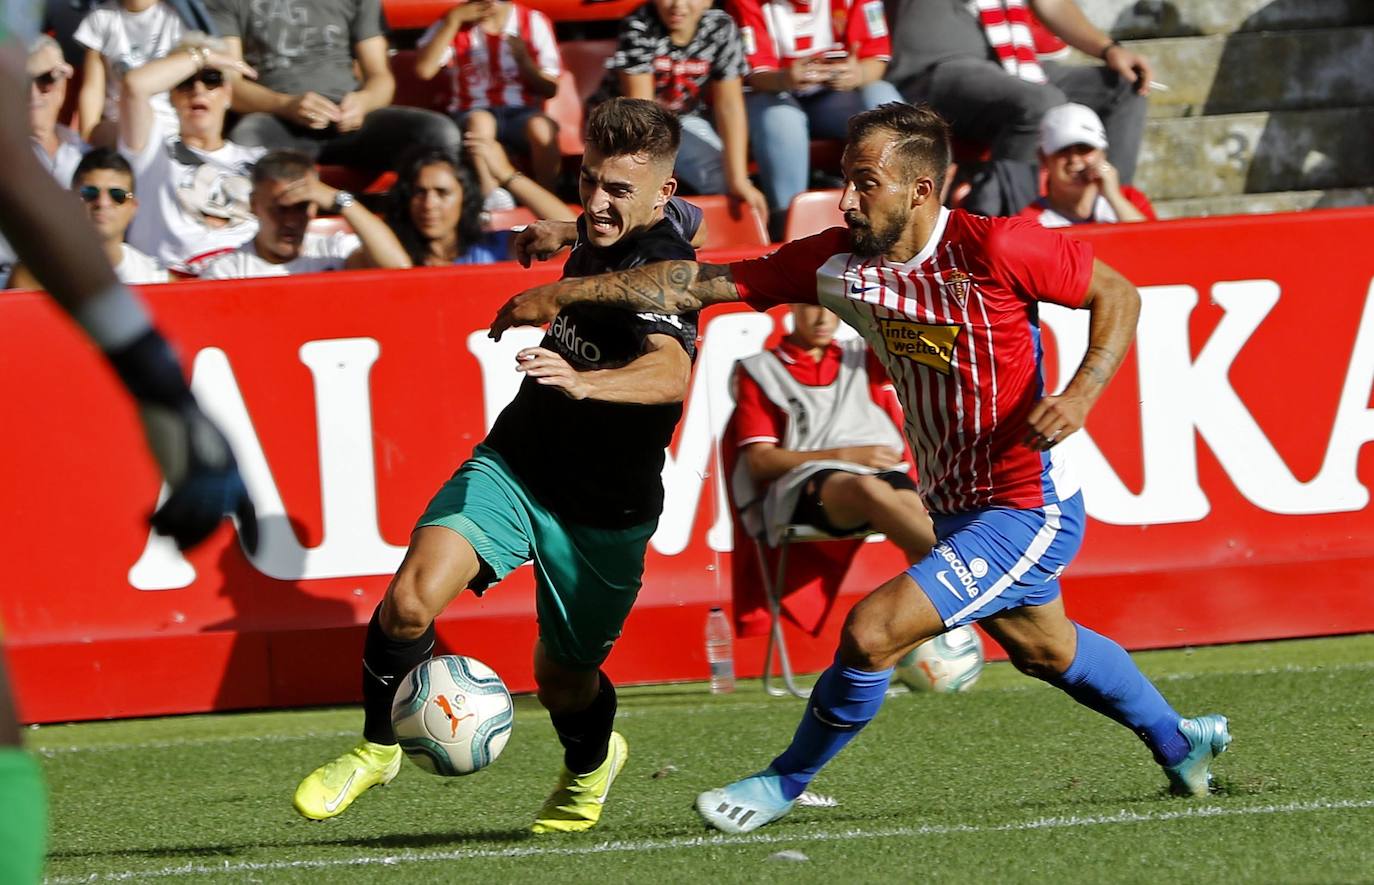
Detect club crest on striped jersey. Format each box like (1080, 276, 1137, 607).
(878, 319, 961, 375)
(941, 269, 972, 307)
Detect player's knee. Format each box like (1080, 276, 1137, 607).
(381, 574, 442, 640)
(1007, 643, 1074, 681)
(839, 605, 898, 670)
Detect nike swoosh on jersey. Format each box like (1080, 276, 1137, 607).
(323, 771, 358, 813)
(849, 284, 879, 295)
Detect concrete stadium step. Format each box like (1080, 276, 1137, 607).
(1127, 27, 1374, 116)
(1078, 0, 1374, 39)
(1153, 188, 1374, 219)
(1135, 106, 1374, 200)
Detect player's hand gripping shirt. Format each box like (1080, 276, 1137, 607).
(730, 208, 1092, 514)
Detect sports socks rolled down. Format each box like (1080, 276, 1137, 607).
(549, 671, 617, 775)
(771, 659, 894, 800)
(1052, 623, 1190, 766)
(0, 747, 47, 885)
(361, 605, 436, 745)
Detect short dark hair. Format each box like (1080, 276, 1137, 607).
(251, 149, 316, 185)
(73, 147, 134, 188)
(585, 97, 681, 168)
(847, 102, 951, 193)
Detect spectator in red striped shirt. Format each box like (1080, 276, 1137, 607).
(415, 0, 563, 193)
(1017, 103, 1155, 227)
(724, 0, 902, 237)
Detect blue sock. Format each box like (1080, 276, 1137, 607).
(770, 659, 893, 800)
(1053, 623, 1190, 766)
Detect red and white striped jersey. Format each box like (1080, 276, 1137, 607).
(418, 4, 561, 113)
(730, 208, 1093, 514)
(724, 0, 891, 72)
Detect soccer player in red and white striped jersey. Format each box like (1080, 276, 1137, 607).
(493, 102, 1231, 833)
(415, 0, 562, 190)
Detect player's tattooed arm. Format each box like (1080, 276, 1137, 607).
(489, 261, 740, 339)
(1025, 259, 1140, 451)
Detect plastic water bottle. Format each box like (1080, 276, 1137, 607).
(705, 607, 736, 694)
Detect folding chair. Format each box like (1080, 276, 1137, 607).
(734, 493, 876, 700)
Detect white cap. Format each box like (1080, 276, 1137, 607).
(1039, 103, 1108, 155)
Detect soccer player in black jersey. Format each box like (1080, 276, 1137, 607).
(294, 98, 700, 833)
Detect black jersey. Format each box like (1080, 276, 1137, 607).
(483, 214, 700, 528)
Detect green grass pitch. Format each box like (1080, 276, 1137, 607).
(33, 634, 1374, 883)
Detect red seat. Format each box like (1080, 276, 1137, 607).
(682, 194, 769, 250)
(317, 166, 398, 194)
(382, 0, 644, 24)
(781, 189, 843, 242)
(484, 206, 540, 231)
(548, 39, 615, 157)
(390, 48, 454, 115)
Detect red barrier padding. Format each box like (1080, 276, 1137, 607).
(5, 209, 1374, 722)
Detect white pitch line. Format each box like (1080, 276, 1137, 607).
(44, 798, 1374, 883)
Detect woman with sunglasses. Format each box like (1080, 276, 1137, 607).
(118, 35, 264, 272)
(7, 149, 170, 289)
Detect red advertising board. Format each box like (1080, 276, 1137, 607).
(4, 209, 1374, 723)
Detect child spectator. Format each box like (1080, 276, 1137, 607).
(414, 0, 563, 193)
(724, 0, 901, 234)
(73, 0, 190, 147)
(604, 0, 768, 219)
(199, 149, 410, 278)
(1017, 103, 1155, 227)
(7, 149, 169, 288)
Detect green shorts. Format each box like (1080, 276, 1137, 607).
(417, 445, 657, 669)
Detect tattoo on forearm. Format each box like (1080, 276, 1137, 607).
(1076, 344, 1120, 389)
(575, 261, 737, 314)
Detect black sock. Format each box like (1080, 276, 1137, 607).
(361, 605, 436, 745)
(549, 671, 617, 774)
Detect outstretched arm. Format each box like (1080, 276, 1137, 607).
(490, 260, 741, 339)
(1024, 258, 1139, 450)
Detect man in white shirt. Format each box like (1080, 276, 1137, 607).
(0, 35, 92, 279)
(199, 149, 410, 279)
(118, 36, 264, 271)
(7, 148, 169, 288)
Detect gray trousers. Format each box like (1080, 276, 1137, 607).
(894, 58, 1147, 183)
(229, 106, 462, 172)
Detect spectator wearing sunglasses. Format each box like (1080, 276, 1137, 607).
(199, 149, 410, 279)
(27, 35, 89, 186)
(118, 35, 265, 271)
(7, 149, 170, 289)
(0, 36, 93, 281)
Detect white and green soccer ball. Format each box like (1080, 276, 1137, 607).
(391, 655, 514, 776)
(894, 626, 985, 693)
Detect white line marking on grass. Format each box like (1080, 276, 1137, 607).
(45, 798, 1374, 883)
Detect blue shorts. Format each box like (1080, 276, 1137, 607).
(907, 492, 1085, 629)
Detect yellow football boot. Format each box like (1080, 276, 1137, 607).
(293, 740, 403, 820)
(531, 731, 628, 834)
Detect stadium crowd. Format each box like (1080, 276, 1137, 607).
(4, 0, 1157, 288)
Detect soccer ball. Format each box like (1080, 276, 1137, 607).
(894, 626, 985, 693)
(391, 655, 514, 776)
